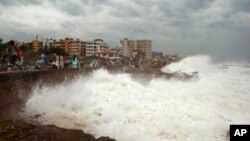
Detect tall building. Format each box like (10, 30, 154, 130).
(54, 38, 71, 53)
(69, 39, 86, 58)
(31, 40, 43, 52)
(120, 38, 152, 59)
(54, 38, 86, 57)
(86, 39, 110, 56)
(29, 37, 86, 58)
(111, 46, 124, 56)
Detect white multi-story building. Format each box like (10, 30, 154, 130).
(120, 38, 152, 59)
(86, 39, 110, 56)
(111, 44, 124, 56)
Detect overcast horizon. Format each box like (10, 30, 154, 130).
(0, 0, 250, 61)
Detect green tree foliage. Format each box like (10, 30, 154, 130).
(48, 47, 68, 56)
(19, 44, 30, 53)
(0, 43, 7, 54)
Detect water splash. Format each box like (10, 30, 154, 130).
(161, 55, 212, 75)
(24, 55, 250, 141)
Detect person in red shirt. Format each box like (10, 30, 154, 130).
(17, 49, 23, 58)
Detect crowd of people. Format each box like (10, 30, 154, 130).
(23, 53, 81, 71)
(0, 40, 81, 71)
(88, 57, 147, 69)
(0, 40, 26, 71)
(0, 40, 150, 72)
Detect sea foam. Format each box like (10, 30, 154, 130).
(24, 55, 250, 141)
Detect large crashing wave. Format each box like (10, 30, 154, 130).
(161, 55, 212, 75)
(24, 55, 250, 141)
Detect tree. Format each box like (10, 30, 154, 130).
(48, 47, 68, 56)
(0, 43, 7, 54)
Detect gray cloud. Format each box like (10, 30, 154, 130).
(231, 0, 250, 13)
(51, 1, 85, 16)
(0, 0, 249, 61)
(0, 0, 41, 6)
(185, 0, 214, 11)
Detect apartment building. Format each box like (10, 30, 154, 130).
(86, 39, 110, 56)
(120, 38, 152, 59)
(54, 38, 86, 57)
(31, 40, 43, 52)
(69, 39, 86, 57)
(111, 45, 124, 56)
(54, 38, 72, 53)
(31, 38, 86, 58)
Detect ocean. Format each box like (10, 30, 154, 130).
(24, 55, 250, 141)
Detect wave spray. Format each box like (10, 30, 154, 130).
(24, 55, 250, 141)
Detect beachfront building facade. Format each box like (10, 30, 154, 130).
(69, 39, 86, 58)
(54, 38, 72, 53)
(120, 38, 152, 60)
(31, 40, 43, 52)
(111, 45, 124, 56)
(30, 37, 86, 58)
(54, 38, 86, 57)
(95, 51, 120, 60)
(86, 39, 110, 57)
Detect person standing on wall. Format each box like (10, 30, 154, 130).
(8, 40, 18, 69)
(71, 55, 78, 68)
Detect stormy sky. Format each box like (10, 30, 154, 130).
(0, 0, 250, 61)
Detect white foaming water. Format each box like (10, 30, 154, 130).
(24, 55, 250, 141)
(161, 55, 212, 75)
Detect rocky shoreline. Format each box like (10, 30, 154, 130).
(0, 116, 115, 141)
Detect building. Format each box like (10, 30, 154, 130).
(86, 39, 110, 57)
(132, 49, 145, 60)
(30, 38, 55, 52)
(69, 39, 86, 58)
(18, 37, 87, 57)
(111, 45, 124, 56)
(120, 38, 152, 59)
(95, 51, 120, 60)
(54, 38, 71, 53)
(0, 38, 2, 44)
(54, 38, 86, 57)
(31, 40, 43, 52)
